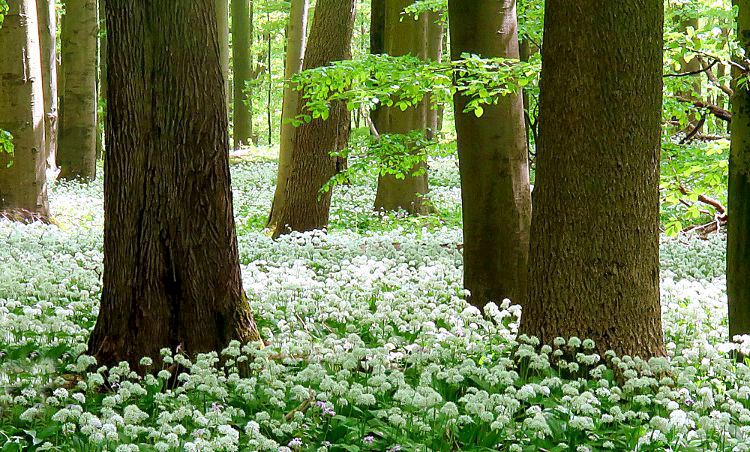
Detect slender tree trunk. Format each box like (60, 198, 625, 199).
(0, 0, 48, 218)
(266, 19, 272, 145)
(268, 0, 356, 238)
(217, 0, 230, 110)
(57, 0, 98, 180)
(448, 0, 531, 310)
(519, 0, 665, 358)
(37, 0, 58, 170)
(268, 0, 308, 230)
(87, 0, 260, 371)
(373, 0, 441, 214)
(728, 0, 750, 341)
(369, 0, 385, 132)
(675, 15, 702, 129)
(232, 0, 254, 147)
(96, 0, 106, 159)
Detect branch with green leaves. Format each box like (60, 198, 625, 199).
(289, 52, 540, 125)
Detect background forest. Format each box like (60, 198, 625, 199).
(1, 0, 750, 450)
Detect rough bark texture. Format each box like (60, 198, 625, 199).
(519, 0, 665, 358)
(268, 0, 356, 237)
(267, 0, 308, 230)
(87, 0, 260, 371)
(58, 0, 98, 180)
(728, 0, 750, 341)
(373, 0, 441, 214)
(37, 0, 58, 168)
(448, 0, 531, 310)
(0, 0, 49, 217)
(232, 0, 254, 147)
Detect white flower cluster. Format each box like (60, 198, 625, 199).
(0, 157, 745, 450)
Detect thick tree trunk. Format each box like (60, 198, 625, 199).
(448, 0, 531, 310)
(0, 0, 49, 217)
(232, 0, 254, 147)
(37, 0, 58, 169)
(87, 0, 260, 371)
(57, 0, 98, 180)
(268, 0, 356, 238)
(519, 0, 665, 358)
(268, 0, 308, 230)
(373, 0, 441, 214)
(728, 0, 750, 341)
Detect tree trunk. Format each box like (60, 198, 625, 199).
(96, 0, 106, 160)
(232, 0, 254, 147)
(373, 0, 441, 214)
(217, 0, 230, 110)
(57, 0, 98, 180)
(448, 0, 531, 310)
(268, 0, 308, 230)
(268, 0, 356, 238)
(519, 0, 665, 358)
(87, 0, 260, 371)
(0, 0, 49, 217)
(37, 0, 58, 169)
(728, 0, 750, 341)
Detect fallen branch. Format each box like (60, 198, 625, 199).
(675, 95, 732, 122)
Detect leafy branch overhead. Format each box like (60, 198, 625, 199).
(289, 53, 541, 124)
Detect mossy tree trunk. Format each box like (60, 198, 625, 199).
(87, 0, 260, 371)
(519, 0, 666, 358)
(232, 0, 254, 147)
(373, 0, 442, 215)
(0, 0, 49, 217)
(267, 0, 308, 231)
(268, 0, 356, 237)
(58, 0, 98, 180)
(448, 0, 531, 310)
(728, 0, 750, 342)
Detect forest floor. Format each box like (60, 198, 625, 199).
(0, 153, 739, 451)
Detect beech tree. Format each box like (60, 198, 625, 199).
(267, 0, 356, 237)
(448, 0, 531, 310)
(268, 0, 308, 231)
(373, 0, 442, 214)
(519, 0, 666, 358)
(728, 0, 750, 340)
(37, 0, 58, 166)
(0, 0, 49, 218)
(232, 0, 254, 147)
(58, 0, 98, 180)
(87, 0, 260, 369)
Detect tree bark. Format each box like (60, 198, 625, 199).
(96, 0, 106, 159)
(217, 0, 230, 110)
(373, 0, 441, 214)
(37, 0, 58, 169)
(448, 0, 531, 310)
(87, 0, 260, 371)
(57, 0, 98, 180)
(0, 0, 49, 217)
(268, 0, 308, 230)
(519, 0, 665, 359)
(232, 0, 254, 147)
(268, 0, 356, 238)
(728, 0, 750, 342)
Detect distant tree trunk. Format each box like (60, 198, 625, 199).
(268, 0, 308, 230)
(217, 0, 230, 110)
(448, 0, 531, 310)
(728, 0, 750, 341)
(0, 0, 49, 217)
(268, 0, 356, 238)
(58, 0, 98, 180)
(369, 0, 385, 132)
(96, 0, 106, 160)
(37, 0, 58, 169)
(519, 0, 665, 358)
(232, 0, 254, 147)
(373, 0, 441, 214)
(674, 14, 702, 129)
(87, 0, 260, 371)
(265, 19, 273, 145)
